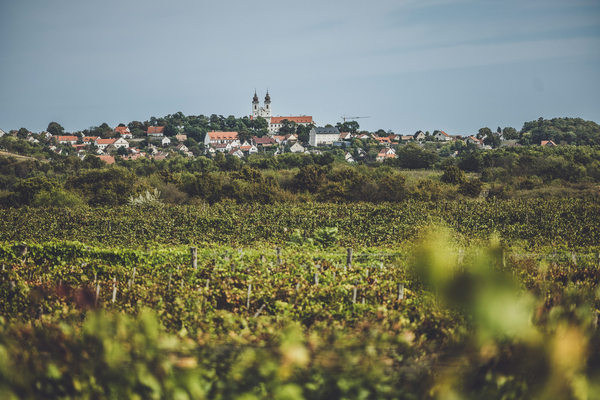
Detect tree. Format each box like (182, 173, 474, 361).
(17, 128, 29, 139)
(47, 122, 65, 136)
(477, 127, 492, 140)
(441, 165, 466, 184)
(459, 178, 483, 198)
(502, 127, 519, 140)
(279, 119, 297, 136)
(483, 132, 501, 149)
(117, 147, 129, 156)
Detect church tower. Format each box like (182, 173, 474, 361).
(263, 90, 272, 120)
(252, 91, 259, 120)
(251, 90, 272, 124)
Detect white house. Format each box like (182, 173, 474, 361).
(434, 131, 452, 141)
(162, 137, 171, 146)
(204, 131, 239, 147)
(309, 127, 340, 147)
(290, 142, 305, 153)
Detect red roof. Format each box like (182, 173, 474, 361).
(98, 155, 115, 164)
(115, 126, 129, 134)
(57, 136, 78, 142)
(207, 131, 238, 141)
(96, 139, 116, 145)
(270, 116, 313, 124)
(82, 136, 98, 142)
(147, 126, 165, 134)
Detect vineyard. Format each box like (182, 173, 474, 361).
(1, 200, 600, 398)
(1, 198, 600, 249)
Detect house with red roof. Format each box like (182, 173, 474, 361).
(57, 136, 79, 145)
(115, 126, 132, 139)
(268, 116, 314, 134)
(434, 131, 452, 141)
(204, 131, 239, 147)
(541, 140, 557, 147)
(376, 148, 396, 162)
(147, 126, 165, 137)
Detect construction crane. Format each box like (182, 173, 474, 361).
(341, 115, 370, 123)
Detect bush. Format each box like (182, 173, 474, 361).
(459, 178, 483, 197)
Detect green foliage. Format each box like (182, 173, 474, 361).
(458, 178, 483, 197)
(128, 189, 164, 207)
(65, 167, 144, 206)
(313, 227, 339, 248)
(441, 165, 466, 185)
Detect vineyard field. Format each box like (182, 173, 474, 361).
(1, 200, 600, 399)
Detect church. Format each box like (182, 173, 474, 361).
(251, 91, 314, 134)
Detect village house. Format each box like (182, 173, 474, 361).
(290, 142, 305, 153)
(175, 143, 189, 153)
(82, 136, 98, 146)
(466, 136, 483, 146)
(162, 137, 171, 147)
(413, 131, 426, 141)
(204, 131, 239, 147)
(95, 137, 129, 151)
(115, 126, 132, 139)
(309, 127, 340, 147)
(228, 148, 244, 158)
(147, 126, 165, 137)
(253, 136, 276, 147)
(376, 148, 396, 162)
(56, 135, 79, 145)
(434, 131, 452, 141)
(541, 140, 557, 147)
(374, 136, 391, 146)
(175, 134, 187, 142)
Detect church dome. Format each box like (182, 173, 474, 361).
(264, 91, 271, 102)
(253, 91, 259, 102)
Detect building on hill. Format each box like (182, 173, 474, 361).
(309, 127, 340, 147)
(251, 91, 272, 124)
(269, 116, 314, 134)
(147, 126, 165, 137)
(434, 131, 452, 141)
(204, 131, 239, 147)
(251, 91, 314, 134)
(115, 126, 132, 138)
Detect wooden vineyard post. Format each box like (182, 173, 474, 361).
(314, 273, 319, 286)
(95, 283, 100, 306)
(347, 248, 353, 269)
(397, 283, 404, 300)
(458, 249, 464, 266)
(132, 267, 136, 284)
(168, 273, 172, 291)
(191, 247, 197, 270)
(276, 247, 282, 266)
(247, 284, 251, 309)
(352, 286, 357, 304)
(502, 249, 506, 268)
(112, 278, 117, 303)
(254, 304, 266, 318)
(19, 243, 28, 263)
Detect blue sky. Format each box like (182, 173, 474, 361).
(1, 0, 599, 136)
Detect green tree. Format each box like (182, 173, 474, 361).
(65, 168, 143, 206)
(16, 128, 29, 139)
(46, 122, 65, 136)
(459, 179, 483, 197)
(502, 127, 519, 140)
(441, 165, 466, 184)
(476, 127, 492, 140)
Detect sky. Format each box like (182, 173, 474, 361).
(1, 0, 599, 136)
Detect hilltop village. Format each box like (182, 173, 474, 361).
(0, 91, 545, 166)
